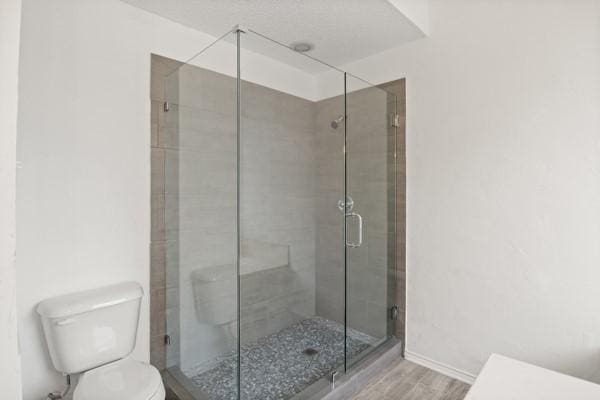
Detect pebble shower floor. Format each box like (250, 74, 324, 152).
(188, 317, 374, 400)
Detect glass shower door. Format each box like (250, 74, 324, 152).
(344, 74, 397, 367)
(238, 29, 347, 400)
(162, 31, 240, 400)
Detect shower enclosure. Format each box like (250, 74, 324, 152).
(153, 26, 397, 400)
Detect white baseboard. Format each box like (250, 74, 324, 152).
(405, 350, 477, 384)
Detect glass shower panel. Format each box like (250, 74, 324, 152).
(344, 75, 397, 368)
(238, 30, 346, 400)
(163, 31, 239, 400)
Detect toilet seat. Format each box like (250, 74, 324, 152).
(73, 357, 165, 400)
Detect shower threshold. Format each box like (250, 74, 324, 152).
(167, 316, 394, 400)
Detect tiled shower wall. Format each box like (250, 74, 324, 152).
(150, 55, 182, 371)
(239, 81, 317, 343)
(380, 79, 406, 345)
(314, 95, 345, 327)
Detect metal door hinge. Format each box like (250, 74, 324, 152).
(163, 101, 170, 112)
(391, 113, 401, 128)
(390, 305, 400, 320)
(164, 334, 171, 345)
(330, 370, 339, 387)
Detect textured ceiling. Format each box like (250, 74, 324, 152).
(121, 0, 424, 73)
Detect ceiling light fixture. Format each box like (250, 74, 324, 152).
(290, 42, 313, 53)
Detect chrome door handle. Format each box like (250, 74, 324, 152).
(346, 212, 363, 248)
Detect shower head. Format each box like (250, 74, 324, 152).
(331, 115, 345, 129)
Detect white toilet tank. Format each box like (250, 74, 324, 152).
(37, 282, 143, 374)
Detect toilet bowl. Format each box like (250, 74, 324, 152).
(37, 282, 165, 400)
(74, 358, 164, 400)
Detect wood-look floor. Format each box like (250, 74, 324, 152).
(351, 359, 471, 400)
(166, 358, 470, 400)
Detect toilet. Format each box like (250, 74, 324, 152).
(37, 282, 165, 400)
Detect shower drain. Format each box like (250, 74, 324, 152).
(303, 348, 319, 356)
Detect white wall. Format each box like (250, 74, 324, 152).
(319, 0, 600, 383)
(0, 0, 23, 398)
(16, 1, 314, 399)
(387, 0, 429, 35)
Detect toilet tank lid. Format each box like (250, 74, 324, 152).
(37, 282, 143, 319)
